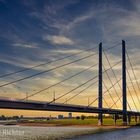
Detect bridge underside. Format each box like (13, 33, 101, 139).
(0, 99, 140, 116)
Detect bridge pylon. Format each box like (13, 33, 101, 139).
(122, 40, 127, 125)
(98, 42, 103, 125)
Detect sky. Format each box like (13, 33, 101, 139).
(0, 0, 140, 117)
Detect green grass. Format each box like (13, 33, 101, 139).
(24, 118, 140, 126)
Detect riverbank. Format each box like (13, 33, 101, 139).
(13, 118, 140, 126)
(0, 118, 138, 127)
(18, 122, 130, 128)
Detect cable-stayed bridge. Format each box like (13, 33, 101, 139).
(0, 40, 139, 125)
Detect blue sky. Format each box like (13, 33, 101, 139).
(0, 0, 140, 116)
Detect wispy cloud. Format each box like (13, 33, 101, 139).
(43, 35, 74, 45)
(13, 42, 38, 48)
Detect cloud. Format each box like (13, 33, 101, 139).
(47, 12, 94, 34)
(50, 48, 88, 54)
(13, 43, 38, 48)
(43, 35, 74, 45)
(110, 12, 140, 38)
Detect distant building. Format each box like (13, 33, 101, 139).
(68, 112, 72, 119)
(58, 115, 64, 119)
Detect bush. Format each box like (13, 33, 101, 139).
(76, 116, 80, 120)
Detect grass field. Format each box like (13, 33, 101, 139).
(26, 118, 140, 126)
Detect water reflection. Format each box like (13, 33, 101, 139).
(68, 127, 140, 140)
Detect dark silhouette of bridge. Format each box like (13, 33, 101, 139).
(0, 40, 139, 125)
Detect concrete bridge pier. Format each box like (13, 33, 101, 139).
(135, 115, 138, 123)
(128, 114, 131, 125)
(138, 116, 140, 122)
(114, 114, 118, 125)
(98, 113, 103, 126)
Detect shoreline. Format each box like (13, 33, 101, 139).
(0, 121, 132, 130)
(0, 118, 139, 127)
(0, 121, 133, 128)
(17, 122, 130, 128)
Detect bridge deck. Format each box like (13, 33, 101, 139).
(0, 99, 140, 116)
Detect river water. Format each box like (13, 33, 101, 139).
(68, 127, 140, 140)
(0, 125, 140, 140)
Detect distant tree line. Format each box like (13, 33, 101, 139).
(0, 115, 23, 120)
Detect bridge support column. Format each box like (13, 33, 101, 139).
(135, 115, 138, 123)
(138, 116, 140, 122)
(122, 40, 127, 125)
(114, 114, 118, 125)
(128, 114, 131, 125)
(98, 42, 103, 126)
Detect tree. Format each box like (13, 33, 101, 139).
(81, 115, 86, 120)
